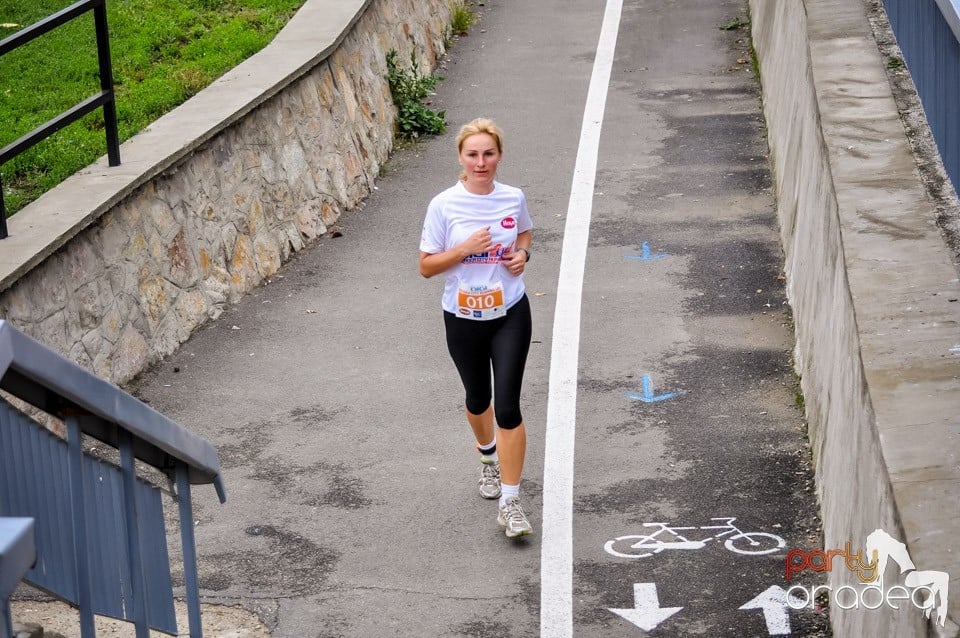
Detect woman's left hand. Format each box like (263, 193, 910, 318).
(503, 249, 527, 277)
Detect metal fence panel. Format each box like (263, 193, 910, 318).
(0, 399, 177, 634)
(883, 0, 960, 193)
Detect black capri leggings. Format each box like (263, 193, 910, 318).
(443, 294, 532, 429)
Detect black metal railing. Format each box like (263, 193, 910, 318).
(0, 0, 121, 240)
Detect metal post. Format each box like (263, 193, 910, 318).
(92, 0, 120, 167)
(118, 430, 149, 638)
(65, 416, 96, 638)
(2, 601, 12, 638)
(176, 463, 203, 638)
(0, 518, 36, 638)
(0, 173, 7, 240)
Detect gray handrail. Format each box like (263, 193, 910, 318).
(0, 320, 226, 636)
(0, 320, 224, 499)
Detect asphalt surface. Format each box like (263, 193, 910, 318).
(130, 0, 831, 635)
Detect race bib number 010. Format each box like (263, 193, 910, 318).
(457, 281, 505, 321)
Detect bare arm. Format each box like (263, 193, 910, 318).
(419, 226, 493, 278)
(515, 229, 532, 255)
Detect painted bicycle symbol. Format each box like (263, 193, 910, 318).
(604, 517, 786, 558)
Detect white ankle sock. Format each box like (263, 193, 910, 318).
(500, 483, 519, 506)
(478, 438, 497, 462)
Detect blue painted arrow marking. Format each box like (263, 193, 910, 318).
(625, 242, 667, 261)
(626, 375, 683, 403)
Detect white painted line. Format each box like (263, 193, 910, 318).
(539, 0, 623, 636)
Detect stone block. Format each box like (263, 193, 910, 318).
(228, 234, 260, 299)
(294, 202, 326, 241)
(32, 262, 69, 314)
(112, 324, 149, 384)
(152, 312, 185, 358)
(101, 304, 124, 345)
(34, 311, 69, 357)
(221, 225, 239, 261)
(174, 289, 208, 331)
(281, 221, 305, 255)
(156, 175, 188, 215)
(202, 268, 231, 310)
(137, 271, 174, 332)
(0, 279, 39, 324)
(120, 229, 148, 264)
(321, 200, 340, 227)
(74, 280, 103, 331)
(145, 196, 179, 241)
(97, 212, 131, 265)
(69, 338, 94, 370)
(163, 226, 198, 288)
(254, 232, 282, 278)
(281, 141, 308, 189)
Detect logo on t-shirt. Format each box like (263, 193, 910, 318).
(501, 217, 516, 229)
(463, 243, 508, 265)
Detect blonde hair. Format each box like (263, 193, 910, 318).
(457, 118, 504, 181)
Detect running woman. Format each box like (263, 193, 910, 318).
(419, 117, 534, 538)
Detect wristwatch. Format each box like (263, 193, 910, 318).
(519, 247, 531, 262)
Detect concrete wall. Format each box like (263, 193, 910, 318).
(750, 0, 959, 635)
(0, 0, 450, 384)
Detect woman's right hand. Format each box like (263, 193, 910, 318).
(420, 226, 494, 278)
(461, 226, 493, 257)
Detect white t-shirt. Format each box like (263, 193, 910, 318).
(420, 180, 533, 317)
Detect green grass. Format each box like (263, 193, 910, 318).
(449, 1, 476, 35)
(719, 16, 747, 31)
(0, 0, 304, 215)
(442, 1, 476, 56)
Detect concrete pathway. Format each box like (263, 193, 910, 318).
(126, 0, 830, 635)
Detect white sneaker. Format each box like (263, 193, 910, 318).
(497, 496, 533, 538)
(479, 458, 501, 499)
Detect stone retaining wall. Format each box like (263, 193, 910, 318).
(0, 0, 450, 384)
(750, 0, 959, 634)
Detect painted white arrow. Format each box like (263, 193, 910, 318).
(608, 583, 683, 631)
(739, 585, 802, 635)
